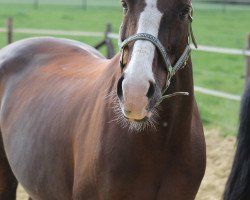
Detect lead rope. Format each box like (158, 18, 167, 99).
(155, 92, 189, 107)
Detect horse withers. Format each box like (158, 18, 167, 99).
(0, 0, 206, 199)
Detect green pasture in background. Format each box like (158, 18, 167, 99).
(0, 2, 249, 135)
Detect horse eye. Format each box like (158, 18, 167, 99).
(121, 1, 128, 11)
(180, 6, 191, 19)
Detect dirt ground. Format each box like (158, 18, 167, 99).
(195, 130, 235, 200)
(16, 129, 236, 200)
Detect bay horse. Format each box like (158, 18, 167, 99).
(0, 0, 206, 199)
(223, 82, 250, 200)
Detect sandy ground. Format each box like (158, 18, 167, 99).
(16, 129, 236, 200)
(195, 130, 235, 200)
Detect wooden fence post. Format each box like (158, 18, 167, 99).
(6, 17, 13, 45)
(105, 24, 115, 59)
(82, 0, 87, 10)
(94, 24, 115, 59)
(246, 34, 250, 85)
(34, 0, 39, 9)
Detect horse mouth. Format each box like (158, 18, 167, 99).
(113, 100, 157, 131)
(125, 116, 149, 123)
(113, 106, 157, 131)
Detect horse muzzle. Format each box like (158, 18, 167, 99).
(117, 75, 155, 121)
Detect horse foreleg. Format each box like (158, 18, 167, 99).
(0, 133, 18, 200)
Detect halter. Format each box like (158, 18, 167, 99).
(119, 12, 197, 106)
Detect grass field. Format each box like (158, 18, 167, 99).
(0, 3, 249, 135)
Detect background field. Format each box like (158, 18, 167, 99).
(0, 2, 250, 135)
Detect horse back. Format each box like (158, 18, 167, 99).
(0, 37, 108, 119)
(0, 37, 104, 77)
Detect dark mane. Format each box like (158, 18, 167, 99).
(223, 82, 250, 200)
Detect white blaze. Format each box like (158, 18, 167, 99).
(124, 0, 163, 82)
(121, 0, 163, 120)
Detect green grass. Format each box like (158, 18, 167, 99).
(193, 7, 250, 48)
(190, 7, 250, 135)
(0, 4, 122, 46)
(0, 3, 250, 135)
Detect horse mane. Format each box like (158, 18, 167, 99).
(223, 82, 250, 200)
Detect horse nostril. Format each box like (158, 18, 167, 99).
(146, 81, 155, 99)
(117, 75, 125, 100)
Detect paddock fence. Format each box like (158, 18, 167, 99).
(1, 17, 250, 101)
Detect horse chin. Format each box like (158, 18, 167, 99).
(111, 97, 158, 132)
(117, 110, 157, 132)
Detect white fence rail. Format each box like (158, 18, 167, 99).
(194, 86, 241, 101)
(1, 27, 249, 56)
(0, 27, 248, 101)
(193, 44, 250, 57)
(0, 28, 105, 37)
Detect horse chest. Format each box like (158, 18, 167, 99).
(91, 139, 168, 199)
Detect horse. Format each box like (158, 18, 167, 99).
(0, 0, 206, 199)
(223, 82, 250, 200)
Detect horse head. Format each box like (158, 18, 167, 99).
(116, 0, 196, 127)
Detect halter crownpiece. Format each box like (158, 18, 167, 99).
(118, 9, 197, 106)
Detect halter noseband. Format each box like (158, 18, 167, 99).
(119, 13, 197, 106)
